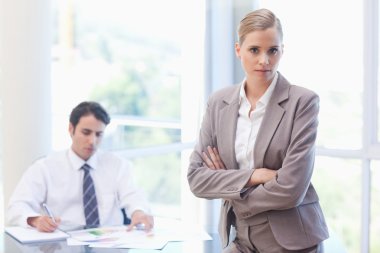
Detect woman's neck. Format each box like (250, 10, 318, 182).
(245, 77, 271, 101)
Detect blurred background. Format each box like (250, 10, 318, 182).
(0, 0, 379, 252)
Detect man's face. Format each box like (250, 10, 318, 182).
(69, 114, 106, 161)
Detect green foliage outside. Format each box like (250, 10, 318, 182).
(69, 2, 380, 249)
(73, 3, 183, 216)
(370, 164, 380, 253)
(312, 157, 361, 253)
(130, 153, 181, 205)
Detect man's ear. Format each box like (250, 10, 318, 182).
(69, 123, 74, 137)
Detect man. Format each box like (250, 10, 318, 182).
(7, 101, 153, 232)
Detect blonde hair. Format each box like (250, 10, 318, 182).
(237, 8, 283, 45)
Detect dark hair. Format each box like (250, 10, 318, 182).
(69, 101, 110, 128)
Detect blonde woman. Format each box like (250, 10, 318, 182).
(188, 9, 329, 253)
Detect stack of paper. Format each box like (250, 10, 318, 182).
(66, 219, 212, 250)
(5, 227, 69, 244)
(5, 217, 212, 250)
(67, 226, 168, 250)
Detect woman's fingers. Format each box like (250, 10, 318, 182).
(202, 146, 225, 170)
(212, 147, 226, 168)
(202, 152, 216, 169)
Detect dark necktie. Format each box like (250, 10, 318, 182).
(82, 163, 100, 228)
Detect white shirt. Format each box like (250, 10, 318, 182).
(7, 148, 150, 228)
(235, 73, 278, 170)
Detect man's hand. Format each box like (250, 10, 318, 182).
(127, 210, 154, 232)
(27, 216, 61, 232)
(202, 146, 226, 170)
(246, 168, 277, 187)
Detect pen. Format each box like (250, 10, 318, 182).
(134, 223, 145, 230)
(42, 203, 57, 223)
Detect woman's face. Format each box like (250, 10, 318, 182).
(235, 26, 283, 84)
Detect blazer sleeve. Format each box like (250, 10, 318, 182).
(231, 93, 320, 219)
(187, 94, 254, 200)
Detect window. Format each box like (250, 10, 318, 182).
(371, 161, 380, 252)
(52, 0, 205, 219)
(255, 0, 376, 252)
(313, 157, 362, 252)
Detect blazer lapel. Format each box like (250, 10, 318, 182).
(218, 85, 240, 171)
(254, 73, 289, 168)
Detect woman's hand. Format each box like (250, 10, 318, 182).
(246, 168, 277, 187)
(202, 146, 226, 170)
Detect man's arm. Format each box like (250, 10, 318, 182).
(117, 159, 153, 231)
(7, 161, 53, 229)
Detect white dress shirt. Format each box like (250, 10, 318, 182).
(7, 148, 150, 228)
(235, 73, 278, 170)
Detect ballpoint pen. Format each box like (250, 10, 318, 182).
(42, 203, 57, 223)
(135, 223, 145, 230)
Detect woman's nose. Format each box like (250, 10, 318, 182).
(259, 54, 269, 65)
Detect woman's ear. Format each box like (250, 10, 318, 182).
(235, 42, 241, 58)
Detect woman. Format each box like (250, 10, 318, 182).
(187, 9, 329, 253)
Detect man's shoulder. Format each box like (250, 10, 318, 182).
(27, 150, 68, 172)
(96, 150, 130, 169)
(42, 150, 68, 162)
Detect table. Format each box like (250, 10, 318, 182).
(2, 232, 222, 253)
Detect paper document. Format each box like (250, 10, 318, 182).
(67, 219, 211, 250)
(153, 216, 212, 241)
(68, 226, 168, 250)
(5, 226, 69, 244)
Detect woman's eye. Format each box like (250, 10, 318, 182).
(269, 48, 278, 54)
(250, 48, 259, 54)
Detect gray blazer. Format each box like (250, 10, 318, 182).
(187, 72, 329, 250)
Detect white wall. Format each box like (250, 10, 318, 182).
(0, 0, 52, 221)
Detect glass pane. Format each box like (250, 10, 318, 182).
(51, 0, 205, 222)
(312, 156, 361, 253)
(102, 124, 181, 150)
(259, 0, 363, 149)
(51, 0, 183, 150)
(371, 160, 380, 253)
(127, 152, 181, 218)
(378, 1, 380, 143)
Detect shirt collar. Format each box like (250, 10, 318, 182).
(239, 72, 278, 106)
(68, 148, 98, 171)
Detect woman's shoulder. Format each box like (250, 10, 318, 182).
(208, 84, 240, 103)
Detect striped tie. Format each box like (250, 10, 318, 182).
(82, 163, 100, 228)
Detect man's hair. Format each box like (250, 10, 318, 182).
(69, 101, 110, 128)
